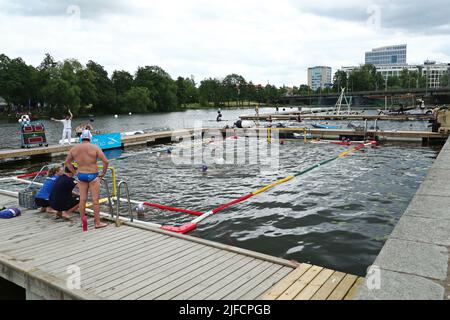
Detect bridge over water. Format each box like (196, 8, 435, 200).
(279, 87, 450, 105)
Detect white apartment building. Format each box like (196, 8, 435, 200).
(341, 62, 450, 88)
(422, 61, 450, 88)
(308, 66, 332, 91)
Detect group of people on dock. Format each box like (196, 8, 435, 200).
(34, 115, 109, 229)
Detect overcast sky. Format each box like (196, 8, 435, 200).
(1, 0, 449, 86)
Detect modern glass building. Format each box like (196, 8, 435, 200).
(365, 44, 407, 66)
(307, 66, 332, 91)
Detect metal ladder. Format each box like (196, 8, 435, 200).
(18, 165, 50, 209)
(26, 165, 50, 189)
(115, 180, 133, 227)
(100, 178, 114, 218)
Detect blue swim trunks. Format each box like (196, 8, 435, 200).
(78, 172, 99, 183)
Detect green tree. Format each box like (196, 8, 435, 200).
(374, 72, 385, 91)
(60, 59, 82, 111)
(176, 76, 198, 107)
(86, 60, 116, 113)
(42, 77, 80, 113)
(264, 84, 280, 104)
(387, 75, 401, 89)
(0, 56, 37, 107)
(415, 71, 424, 88)
(199, 78, 223, 107)
(118, 87, 153, 113)
(37, 55, 82, 113)
(440, 74, 449, 87)
(297, 84, 311, 95)
(278, 86, 289, 97)
(112, 70, 134, 96)
(134, 66, 177, 111)
(76, 68, 97, 107)
(255, 84, 264, 105)
(399, 69, 410, 89)
(347, 64, 383, 91)
(222, 74, 247, 106)
(184, 77, 199, 104)
(398, 69, 427, 89)
(176, 76, 187, 106)
(39, 60, 82, 114)
(0, 54, 12, 101)
(36, 54, 58, 109)
(244, 82, 258, 106)
(333, 70, 348, 92)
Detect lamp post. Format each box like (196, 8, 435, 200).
(385, 76, 388, 112)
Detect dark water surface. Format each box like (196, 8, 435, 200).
(0, 107, 441, 276)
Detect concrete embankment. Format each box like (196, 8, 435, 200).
(356, 136, 450, 300)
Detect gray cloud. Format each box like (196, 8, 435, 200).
(0, 0, 129, 18)
(381, 0, 450, 34)
(293, 0, 450, 35)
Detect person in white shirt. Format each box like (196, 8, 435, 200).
(51, 110, 73, 145)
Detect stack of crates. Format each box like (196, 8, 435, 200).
(18, 188, 38, 209)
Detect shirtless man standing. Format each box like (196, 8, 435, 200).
(65, 130, 109, 229)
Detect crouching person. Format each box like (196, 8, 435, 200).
(49, 165, 80, 220)
(34, 166, 63, 213)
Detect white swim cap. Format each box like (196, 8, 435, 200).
(81, 129, 92, 141)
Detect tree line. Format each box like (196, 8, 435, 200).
(1, 53, 448, 116)
(0, 53, 293, 116)
(0, 53, 187, 115)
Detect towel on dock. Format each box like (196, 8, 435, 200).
(0, 207, 21, 219)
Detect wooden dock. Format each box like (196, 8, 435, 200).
(0, 193, 363, 300)
(0, 128, 447, 163)
(280, 128, 448, 141)
(0, 129, 201, 162)
(238, 127, 448, 142)
(2, 127, 445, 163)
(240, 113, 434, 121)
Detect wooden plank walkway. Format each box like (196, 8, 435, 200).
(0, 193, 363, 300)
(283, 128, 448, 140)
(260, 263, 363, 300)
(0, 129, 201, 162)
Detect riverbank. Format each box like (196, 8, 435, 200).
(0, 103, 395, 122)
(0, 102, 267, 121)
